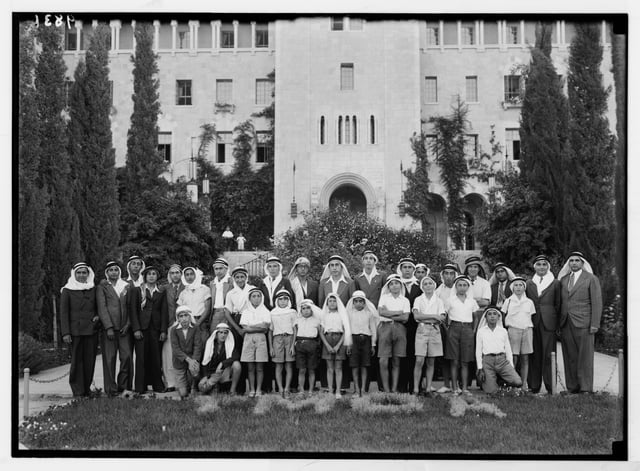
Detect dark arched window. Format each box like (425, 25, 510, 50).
(320, 116, 326, 144)
(352, 115, 358, 144)
(370, 115, 376, 144)
(345, 116, 351, 144)
(338, 116, 343, 144)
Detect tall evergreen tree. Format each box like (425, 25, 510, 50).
(519, 23, 571, 252)
(18, 23, 49, 336)
(35, 25, 83, 321)
(403, 130, 434, 233)
(566, 23, 616, 276)
(68, 25, 120, 271)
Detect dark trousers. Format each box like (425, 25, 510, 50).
(69, 334, 98, 396)
(100, 330, 132, 395)
(134, 327, 166, 393)
(399, 317, 417, 393)
(528, 322, 556, 392)
(561, 319, 594, 393)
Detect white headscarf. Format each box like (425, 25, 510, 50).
(244, 288, 271, 319)
(271, 289, 296, 315)
(380, 274, 408, 299)
(488, 264, 517, 285)
(321, 293, 353, 347)
(360, 251, 380, 282)
(288, 257, 311, 303)
(396, 260, 418, 289)
(320, 256, 353, 283)
(557, 253, 594, 280)
(298, 298, 323, 320)
(345, 290, 379, 325)
(61, 263, 95, 292)
(104, 263, 128, 296)
(531, 258, 555, 295)
(263, 258, 284, 305)
(173, 305, 196, 328)
(477, 306, 505, 331)
(181, 266, 204, 291)
(202, 323, 236, 366)
(415, 263, 431, 278)
(126, 256, 146, 287)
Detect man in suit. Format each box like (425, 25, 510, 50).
(525, 255, 561, 394)
(260, 256, 297, 310)
(288, 256, 319, 305)
(558, 252, 603, 394)
(96, 261, 132, 396)
(207, 258, 233, 330)
(318, 255, 353, 307)
(489, 262, 515, 311)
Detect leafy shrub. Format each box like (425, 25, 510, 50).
(596, 294, 624, 355)
(18, 332, 46, 376)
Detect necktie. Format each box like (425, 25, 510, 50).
(568, 273, 575, 290)
(497, 283, 505, 306)
(539, 276, 543, 284)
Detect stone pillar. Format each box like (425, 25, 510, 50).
(171, 20, 177, 53)
(153, 20, 160, 51)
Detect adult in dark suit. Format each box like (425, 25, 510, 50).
(60, 262, 100, 397)
(396, 258, 422, 393)
(488, 263, 515, 312)
(259, 256, 297, 310)
(162, 263, 185, 391)
(129, 266, 168, 394)
(288, 256, 319, 305)
(207, 258, 234, 332)
(525, 255, 561, 394)
(318, 255, 354, 307)
(558, 252, 603, 393)
(96, 261, 132, 396)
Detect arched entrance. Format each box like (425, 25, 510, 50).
(329, 184, 367, 213)
(462, 193, 486, 250)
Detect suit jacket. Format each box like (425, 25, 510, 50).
(60, 287, 98, 337)
(96, 280, 129, 331)
(293, 278, 319, 305)
(130, 286, 168, 334)
(353, 272, 387, 307)
(259, 278, 297, 311)
(210, 279, 233, 310)
(525, 279, 561, 331)
(171, 325, 203, 369)
(490, 282, 513, 307)
(318, 278, 353, 307)
(403, 282, 422, 308)
(560, 271, 603, 330)
(165, 282, 185, 324)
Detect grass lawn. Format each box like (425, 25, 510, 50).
(17, 392, 624, 456)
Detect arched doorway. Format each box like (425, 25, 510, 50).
(329, 184, 367, 213)
(462, 193, 486, 250)
(426, 193, 448, 250)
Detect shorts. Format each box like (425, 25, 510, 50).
(322, 332, 347, 360)
(414, 323, 443, 357)
(241, 332, 268, 362)
(507, 326, 533, 355)
(377, 322, 407, 358)
(295, 337, 319, 370)
(445, 321, 475, 363)
(349, 334, 372, 368)
(198, 365, 234, 393)
(272, 333, 295, 363)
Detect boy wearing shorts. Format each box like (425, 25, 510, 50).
(320, 293, 352, 398)
(239, 288, 271, 397)
(269, 289, 297, 397)
(346, 290, 378, 396)
(293, 299, 323, 395)
(502, 277, 536, 391)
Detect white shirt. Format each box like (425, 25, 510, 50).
(413, 294, 446, 322)
(533, 271, 554, 296)
(468, 276, 491, 302)
(270, 309, 296, 335)
(475, 324, 514, 369)
(378, 293, 410, 323)
(329, 276, 347, 295)
(295, 315, 321, 338)
(568, 269, 582, 288)
(177, 286, 211, 319)
(224, 284, 254, 314)
(212, 275, 230, 308)
(435, 284, 454, 303)
(503, 294, 536, 329)
(239, 305, 271, 327)
(348, 308, 377, 344)
(322, 310, 346, 333)
(445, 295, 480, 323)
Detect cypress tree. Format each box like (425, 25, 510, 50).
(403, 130, 434, 233)
(566, 23, 616, 276)
(519, 23, 570, 253)
(18, 23, 49, 336)
(69, 25, 120, 272)
(35, 24, 83, 318)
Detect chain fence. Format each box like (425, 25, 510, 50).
(27, 369, 70, 383)
(554, 349, 621, 394)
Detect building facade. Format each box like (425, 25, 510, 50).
(60, 16, 616, 250)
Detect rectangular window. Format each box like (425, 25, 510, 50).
(256, 132, 272, 163)
(461, 23, 475, 45)
(176, 80, 192, 106)
(255, 23, 269, 47)
(216, 79, 233, 104)
(504, 75, 522, 103)
(255, 79, 273, 105)
(158, 132, 172, 163)
(427, 25, 439, 46)
(508, 24, 519, 44)
(340, 63, 354, 90)
(349, 18, 364, 30)
(178, 30, 190, 49)
(506, 128, 521, 160)
(221, 22, 234, 48)
(425, 76, 438, 103)
(65, 27, 78, 50)
(465, 76, 478, 102)
(216, 132, 232, 163)
(465, 134, 478, 159)
(331, 17, 344, 31)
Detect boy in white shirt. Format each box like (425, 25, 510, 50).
(269, 289, 297, 397)
(293, 299, 323, 395)
(239, 288, 271, 397)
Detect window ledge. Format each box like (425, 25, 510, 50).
(214, 103, 235, 113)
(501, 101, 522, 110)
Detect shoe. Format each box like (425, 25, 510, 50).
(165, 387, 176, 393)
(335, 393, 342, 399)
(462, 389, 472, 396)
(453, 388, 462, 396)
(249, 391, 256, 398)
(256, 391, 263, 397)
(436, 386, 452, 394)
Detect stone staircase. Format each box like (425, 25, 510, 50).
(222, 251, 272, 277)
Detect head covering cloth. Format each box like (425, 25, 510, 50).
(62, 262, 95, 292)
(126, 255, 146, 287)
(320, 255, 353, 283)
(557, 252, 593, 280)
(345, 290, 380, 325)
(321, 293, 353, 347)
(104, 261, 128, 296)
(488, 263, 517, 285)
(202, 322, 236, 366)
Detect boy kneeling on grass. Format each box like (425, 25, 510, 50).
(475, 306, 522, 394)
(170, 306, 203, 399)
(199, 323, 242, 395)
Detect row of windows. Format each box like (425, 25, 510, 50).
(157, 131, 272, 165)
(319, 115, 378, 145)
(175, 78, 273, 106)
(424, 75, 525, 104)
(330, 17, 364, 31)
(424, 129, 521, 160)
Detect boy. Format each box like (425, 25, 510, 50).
(200, 322, 242, 395)
(293, 299, 323, 395)
(239, 288, 271, 397)
(502, 277, 536, 391)
(435, 262, 459, 393)
(346, 290, 378, 396)
(170, 306, 202, 399)
(269, 289, 297, 397)
(475, 307, 522, 393)
(320, 294, 352, 398)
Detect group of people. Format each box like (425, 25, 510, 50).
(59, 250, 602, 399)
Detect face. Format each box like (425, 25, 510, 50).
(249, 291, 262, 307)
(106, 266, 120, 281)
(327, 297, 338, 310)
(485, 310, 500, 327)
(467, 264, 480, 278)
(177, 311, 191, 328)
(495, 268, 507, 282)
(568, 256, 583, 272)
(400, 264, 414, 278)
(129, 259, 143, 275)
(415, 267, 427, 280)
(301, 305, 313, 317)
(233, 273, 247, 288)
(184, 269, 196, 283)
(145, 270, 158, 284)
(169, 267, 182, 283)
(512, 281, 526, 295)
(75, 267, 89, 283)
(214, 265, 228, 279)
(277, 296, 289, 308)
(328, 261, 342, 277)
(455, 280, 470, 295)
(296, 264, 310, 277)
(534, 260, 549, 277)
(422, 277, 436, 294)
(389, 280, 402, 295)
(216, 330, 230, 342)
(442, 269, 457, 285)
(352, 298, 366, 311)
(363, 254, 376, 270)
(267, 262, 281, 278)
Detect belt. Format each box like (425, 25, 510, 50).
(419, 321, 439, 326)
(296, 336, 317, 341)
(275, 332, 292, 336)
(353, 333, 371, 337)
(450, 320, 472, 325)
(483, 352, 505, 357)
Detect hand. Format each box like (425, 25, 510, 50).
(62, 334, 72, 344)
(371, 346, 376, 357)
(92, 316, 99, 323)
(270, 349, 276, 359)
(589, 327, 599, 334)
(119, 325, 129, 336)
(216, 363, 223, 373)
(134, 330, 143, 340)
(106, 328, 115, 340)
(239, 328, 246, 336)
(159, 332, 167, 342)
(346, 346, 352, 356)
(289, 345, 296, 356)
(476, 369, 485, 384)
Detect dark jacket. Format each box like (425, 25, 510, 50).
(353, 271, 387, 307)
(60, 287, 99, 337)
(171, 324, 203, 368)
(490, 281, 513, 308)
(259, 278, 297, 310)
(560, 271, 603, 330)
(203, 338, 241, 376)
(129, 286, 168, 334)
(525, 279, 562, 331)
